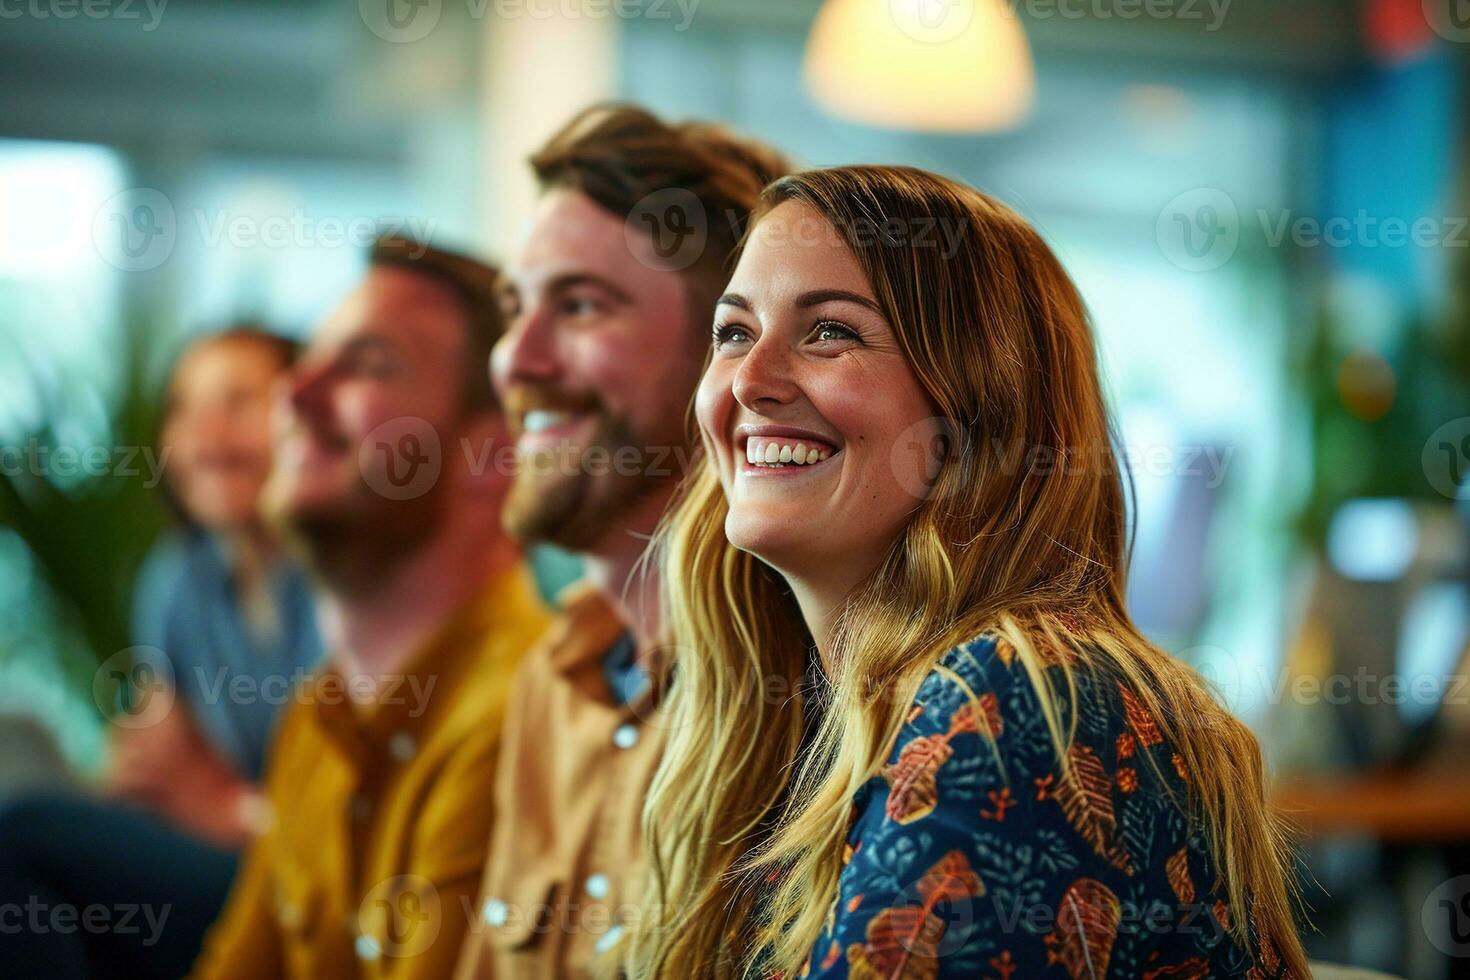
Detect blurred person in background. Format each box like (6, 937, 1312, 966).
(190, 236, 550, 979)
(0, 327, 322, 979)
(624, 166, 1311, 978)
(120, 327, 323, 838)
(453, 103, 790, 978)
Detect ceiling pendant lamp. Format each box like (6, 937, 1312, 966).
(804, 0, 1035, 132)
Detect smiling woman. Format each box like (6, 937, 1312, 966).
(626, 166, 1312, 979)
(698, 215, 947, 638)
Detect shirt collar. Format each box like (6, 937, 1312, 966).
(546, 581, 658, 713)
(313, 563, 541, 760)
(600, 630, 650, 708)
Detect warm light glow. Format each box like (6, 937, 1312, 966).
(804, 0, 1035, 133)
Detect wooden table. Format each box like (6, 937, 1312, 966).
(1273, 772, 1470, 842)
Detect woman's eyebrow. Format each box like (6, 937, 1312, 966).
(795, 289, 883, 315)
(715, 290, 884, 315)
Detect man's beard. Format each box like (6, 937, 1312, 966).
(265, 475, 447, 595)
(502, 412, 687, 552)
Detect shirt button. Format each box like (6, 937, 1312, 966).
(584, 873, 610, 900)
(612, 723, 639, 749)
(351, 795, 372, 821)
(279, 901, 303, 930)
(389, 732, 417, 762)
(482, 898, 508, 928)
(595, 922, 625, 954)
(354, 933, 381, 961)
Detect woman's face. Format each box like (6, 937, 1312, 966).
(161, 338, 282, 532)
(696, 201, 943, 584)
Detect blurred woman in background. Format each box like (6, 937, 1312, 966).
(114, 326, 322, 832)
(626, 166, 1310, 978)
(0, 326, 321, 979)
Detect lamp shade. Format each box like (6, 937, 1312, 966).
(804, 0, 1035, 133)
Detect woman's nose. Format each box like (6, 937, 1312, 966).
(726, 333, 805, 414)
(730, 335, 801, 413)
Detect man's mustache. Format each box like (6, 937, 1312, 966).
(505, 385, 604, 421)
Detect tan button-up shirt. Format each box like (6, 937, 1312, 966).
(191, 564, 550, 980)
(454, 582, 666, 979)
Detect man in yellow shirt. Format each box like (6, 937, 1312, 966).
(191, 236, 550, 979)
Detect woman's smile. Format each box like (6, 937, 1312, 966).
(736, 424, 842, 477)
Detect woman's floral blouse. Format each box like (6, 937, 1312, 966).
(802, 633, 1292, 980)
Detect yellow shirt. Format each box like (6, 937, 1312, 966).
(192, 564, 550, 980)
(454, 582, 667, 979)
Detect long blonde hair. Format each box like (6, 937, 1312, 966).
(626, 165, 1308, 979)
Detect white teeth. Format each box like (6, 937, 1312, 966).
(523, 410, 569, 434)
(743, 437, 835, 468)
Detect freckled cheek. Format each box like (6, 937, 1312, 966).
(816, 373, 930, 504)
(802, 374, 873, 461)
(694, 363, 736, 465)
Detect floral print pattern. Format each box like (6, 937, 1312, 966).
(803, 633, 1290, 979)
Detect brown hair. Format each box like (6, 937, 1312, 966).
(368, 233, 504, 415)
(197, 324, 301, 369)
(529, 102, 793, 321)
(628, 166, 1309, 978)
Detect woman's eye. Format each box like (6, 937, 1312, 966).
(813, 321, 859, 343)
(713, 324, 751, 348)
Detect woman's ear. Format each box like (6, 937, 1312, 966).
(891, 415, 960, 502)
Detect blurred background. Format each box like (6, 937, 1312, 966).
(1, 0, 1468, 974)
